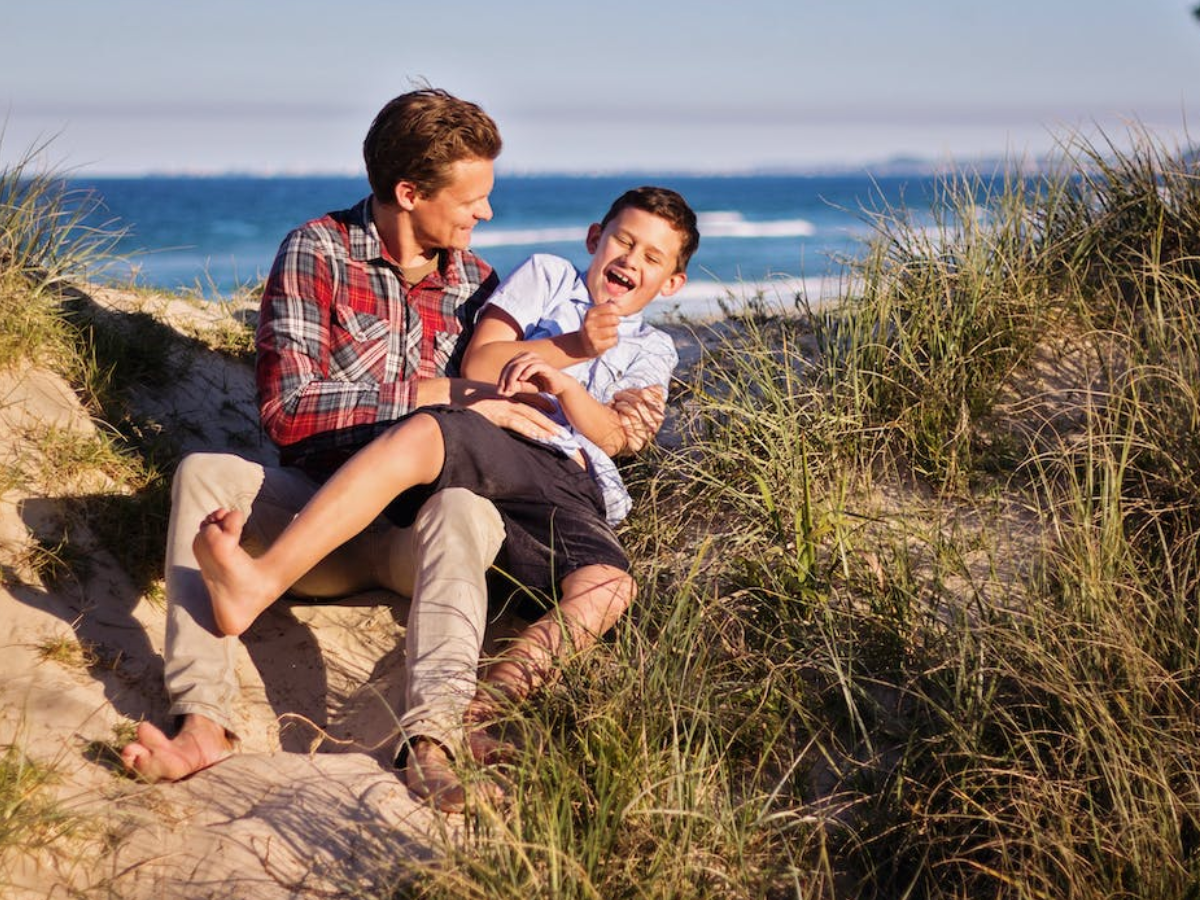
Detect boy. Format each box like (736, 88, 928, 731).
(193, 186, 699, 785)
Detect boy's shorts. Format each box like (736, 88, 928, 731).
(380, 406, 630, 617)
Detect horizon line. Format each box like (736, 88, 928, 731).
(69, 152, 1053, 181)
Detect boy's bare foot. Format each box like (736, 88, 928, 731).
(119, 715, 232, 783)
(466, 725, 518, 767)
(193, 508, 276, 636)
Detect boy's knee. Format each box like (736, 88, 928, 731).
(578, 565, 636, 621)
(612, 570, 636, 617)
(383, 412, 441, 450)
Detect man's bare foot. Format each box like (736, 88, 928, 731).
(401, 738, 505, 813)
(119, 715, 232, 783)
(402, 738, 467, 813)
(193, 508, 277, 636)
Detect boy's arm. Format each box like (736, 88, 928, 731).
(460, 305, 621, 382)
(609, 386, 667, 456)
(601, 330, 677, 456)
(498, 352, 630, 457)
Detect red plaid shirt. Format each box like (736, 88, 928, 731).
(256, 197, 497, 475)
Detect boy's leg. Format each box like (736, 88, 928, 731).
(195, 414, 446, 636)
(467, 564, 635, 722)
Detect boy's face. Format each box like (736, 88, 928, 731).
(584, 207, 687, 317)
(401, 156, 495, 253)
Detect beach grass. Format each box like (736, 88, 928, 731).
(388, 126, 1200, 898)
(0, 143, 173, 594)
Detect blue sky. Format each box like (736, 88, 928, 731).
(3, 0, 1198, 175)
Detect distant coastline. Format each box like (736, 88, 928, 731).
(77, 150, 1063, 182)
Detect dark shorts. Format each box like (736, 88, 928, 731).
(380, 406, 629, 616)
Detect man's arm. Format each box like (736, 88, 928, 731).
(256, 227, 423, 448)
(595, 328, 676, 457)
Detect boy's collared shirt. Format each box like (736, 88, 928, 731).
(480, 253, 678, 524)
(256, 197, 497, 474)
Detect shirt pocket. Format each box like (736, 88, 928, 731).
(333, 303, 389, 342)
(331, 303, 390, 381)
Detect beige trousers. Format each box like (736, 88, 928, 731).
(163, 452, 505, 753)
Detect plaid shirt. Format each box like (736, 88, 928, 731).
(256, 197, 497, 475)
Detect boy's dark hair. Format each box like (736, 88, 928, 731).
(600, 186, 700, 272)
(363, 89, 502, 205)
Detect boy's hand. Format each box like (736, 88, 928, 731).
(610, 385, 666, 455)
(579, 302, 620, 357)
(498, 351, 575, 398)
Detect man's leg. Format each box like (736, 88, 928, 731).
(123, 451, 423, 781)
(122, 452, 275, 780)
(125, 448, 503, 800)
(394, 489, 504, 811)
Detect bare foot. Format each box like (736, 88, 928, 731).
(193, 508, 277, 636)
(402, 738, 467, 813)
(119, 716, 232, 783)
(401, 738, 506, 812)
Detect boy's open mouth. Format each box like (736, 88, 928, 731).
(606, 269, 635, 291)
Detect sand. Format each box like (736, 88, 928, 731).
(0, 287, 461, 898)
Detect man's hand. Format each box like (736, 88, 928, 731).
(448, 379, 562, 441)
(579, 302, 620, 358)
(610, 385, 666, 456)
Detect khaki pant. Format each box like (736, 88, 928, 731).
(164, 452, 504, 754)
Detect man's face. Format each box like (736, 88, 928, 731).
(409, 157, 495, 253)
(584, 207, 687, 317)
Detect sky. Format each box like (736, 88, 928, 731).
(3, 0, 1199, 176)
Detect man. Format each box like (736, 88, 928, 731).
(121, 88, 664, 811)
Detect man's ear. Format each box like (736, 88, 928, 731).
(393, 180, 420, 211)
(585, 223, 603, 254)
(658, 271, 687, 298)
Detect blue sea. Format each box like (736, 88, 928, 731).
(69, 172, 948, 319)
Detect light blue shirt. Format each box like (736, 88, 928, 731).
(480, 253, 678, 524)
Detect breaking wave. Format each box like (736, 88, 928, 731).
(472, 211, 816, 249)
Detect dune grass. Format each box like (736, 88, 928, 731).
(0, 142, 177, 595)
(385, 127, 1200, 899)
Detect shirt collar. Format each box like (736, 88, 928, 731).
(348, 196, 461, 288)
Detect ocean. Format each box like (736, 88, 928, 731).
(69, 172, 946, 319)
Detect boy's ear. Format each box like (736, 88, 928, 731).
(585, 223, 603, 254)
(658, 271, 687, 298)
(393, 180, 420, 211)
